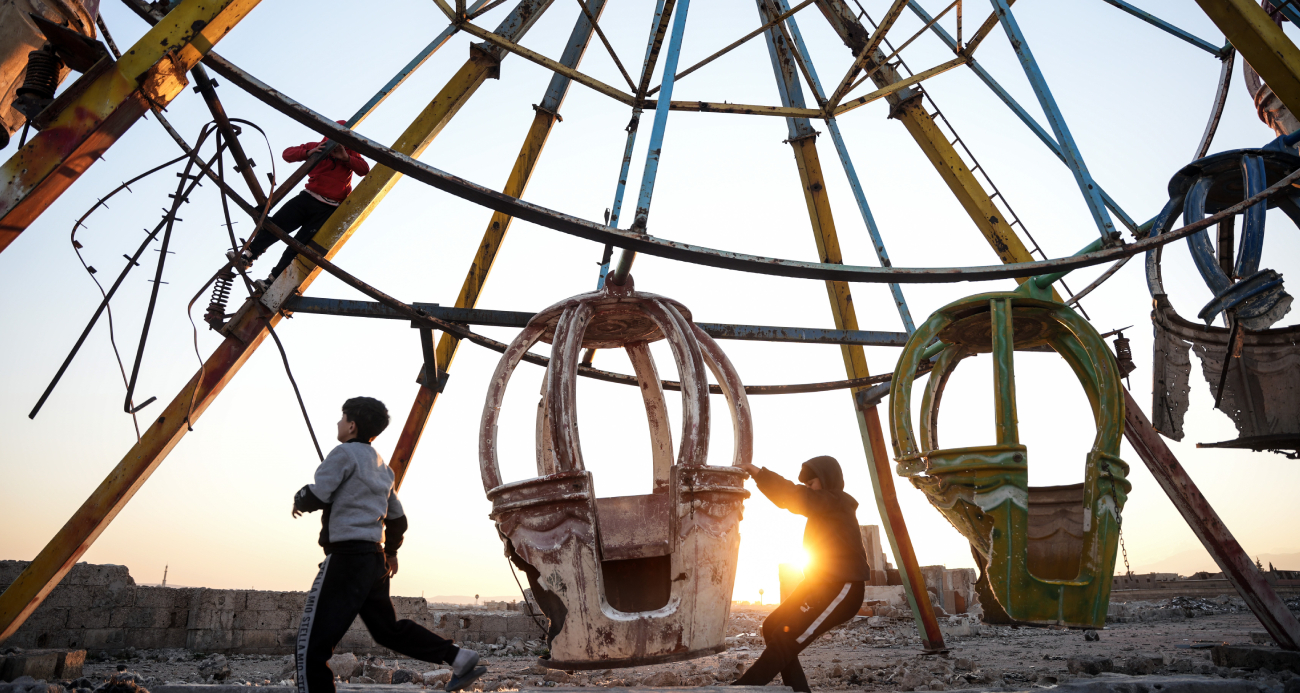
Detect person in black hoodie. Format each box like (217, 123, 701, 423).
(733, 456, 869, 693)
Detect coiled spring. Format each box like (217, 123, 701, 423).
(204, 269, 235, 329)
(17, 45, 61, 101)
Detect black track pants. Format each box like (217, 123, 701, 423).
(296, 552, 459, 693)
(247, 191, 336, 278)
(734, 580, 864, 693)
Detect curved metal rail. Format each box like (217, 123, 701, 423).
(200, 53, 1300, 285)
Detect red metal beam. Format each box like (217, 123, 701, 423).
(1122, 389, 1300, 650)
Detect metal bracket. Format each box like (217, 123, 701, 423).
(854, 382, 891, 411)
(532, 103, 563, 122)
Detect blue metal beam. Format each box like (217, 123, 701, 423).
(344, 0, 494, 127)
(767, 0, 917, 332)
(906, 1, 1137, 232)
(630, 0, 692, 231)
(989, 0, 1119, 241)
(1100, 0, 1226, 56)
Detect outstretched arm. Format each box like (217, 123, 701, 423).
(752, 467, 814, 516)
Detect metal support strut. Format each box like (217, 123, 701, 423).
(758, 0, 944, 651)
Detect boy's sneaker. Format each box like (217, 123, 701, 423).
(253, 273, 277, 292)
(446, 649, 485, 692)
(225, 249, 254, 269)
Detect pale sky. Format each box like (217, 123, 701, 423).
(1, 0, 1298, 608)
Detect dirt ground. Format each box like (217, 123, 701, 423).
(76, 602, 1298, 691)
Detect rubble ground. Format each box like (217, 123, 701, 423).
(47, 602, 1300, 692)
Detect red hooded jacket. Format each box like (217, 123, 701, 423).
(282, 125, 370, 203)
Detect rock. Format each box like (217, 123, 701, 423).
(927, 678, 945, 690)
(1067, 657, 1114, 675)
(327, 653, 358, 681)
(277, 656, 297, 680)
(641, 671, 680, 687)
(361, 657, 393, 684)
(391, 669, 418, 685)
(831, 665, 844, 678)
(353, 676, 376, 684)
(422, 669, 453, 687)
(1084, 629, 1100, 642)
(1123, 655, 1162, 675)
(955, 659, 975, 672)
(197, 655, 230, 682)
(1213, 645, 1300, 674)
(682, 675, 713, 686)
(897, 669, 927, 691)
(543, 671, 572, 684)
(714, 659, 744, 682)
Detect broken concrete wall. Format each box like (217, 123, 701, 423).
(0, 561, 542, 656)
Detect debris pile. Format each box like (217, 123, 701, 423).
(1107, 595, 1247, 622)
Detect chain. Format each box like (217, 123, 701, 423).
(1118, 518, 1133, 577)
(1105, 460, 1133, 577)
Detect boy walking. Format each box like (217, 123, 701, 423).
(243, 123, 370, 285)
(292, 397, 484, 693)
(733, 456, 868, 693)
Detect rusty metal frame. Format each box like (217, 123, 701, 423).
(1122, 390, 1300, 650)
(0, 0, 558, 641)
(184, 56, 1295, 286)
(754, 0, 945, 650)
(387, 0, 610, 490)
(1196, 0, 1300, 118)
(0, 0, 264, 252)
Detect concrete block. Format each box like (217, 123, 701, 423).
(65, 563, 132, 588)
(125, 628, 186, 650)
(862, 585, 906, 607)
(1211, 645, 1300, 674)
(245, 591, 286, 612)
(188, 628, 234, 652)
(20, 608, 69, 632)
(68, 607, 111, 630)
(279, 593, 307, 613)
(188, 610, 235, 632)
(195, 589, 246, 611)
(0, 561, 27, 585)
(109, 607, 173, 629)
(0, 651, 58, 681)
(134, 587, 193, 609)
(233, 630, 281, 651)
(80, 628, 126, 649)
(245, 611, 292, 631)
(54, 650, 85, 679)
(276, 630, 299, 649)
(42, 586, 96, 610)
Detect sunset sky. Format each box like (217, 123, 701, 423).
(1, 0, 1297, 608)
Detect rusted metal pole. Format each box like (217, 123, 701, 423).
(1121, 389, 1300, 651)
(190, 63, 267, 207)
(388, 0, 608, 490)
(757, 0, 945, 650)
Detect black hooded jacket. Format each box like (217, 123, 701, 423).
(752, 456, 870, 582)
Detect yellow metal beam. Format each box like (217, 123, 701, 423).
(832, 56, 966, 117)
(0, 36, 512, 643)
(260, 51, 500, 308)
(0, 0, 263, 251)
(390, 107, 560, 488)
(1196, 0, 1300, 117)
(786, 135, 947, 651)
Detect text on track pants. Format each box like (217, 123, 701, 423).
(733, 580, 865, 693)
(296, 551, 459, 693)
